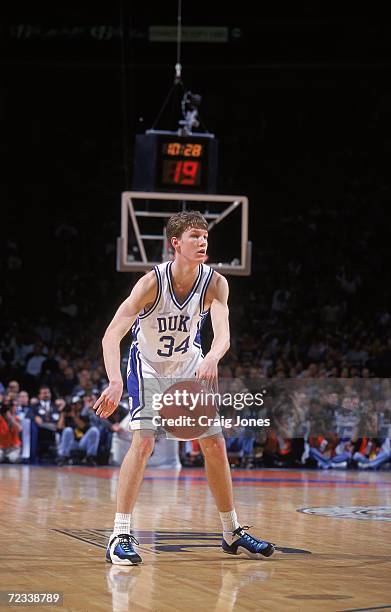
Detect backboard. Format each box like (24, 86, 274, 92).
(116, 191, 251, 276)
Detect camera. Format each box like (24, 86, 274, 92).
(184, 92, 201, 108)
(179, 90, 202, 135)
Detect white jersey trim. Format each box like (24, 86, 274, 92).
(166, 261, 203, 310)
(139, 266, 162, 319)
(200, 266, 214, 314)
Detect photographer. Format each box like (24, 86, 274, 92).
(56, 396, 100, 466)
(0, 399, 22, 463)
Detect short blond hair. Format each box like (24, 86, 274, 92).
(166, 211, 208, 245)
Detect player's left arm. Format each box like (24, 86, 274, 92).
(196, 274, 230, 382)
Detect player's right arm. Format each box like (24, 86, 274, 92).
(93, 271, 157, 418)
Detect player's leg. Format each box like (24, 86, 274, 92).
(116, 430, 155, 513)
(199, 433, 275, 559)
(106, 344, 159, 565)
(199, 433, 234, 510)
(106, 430, 155, 565)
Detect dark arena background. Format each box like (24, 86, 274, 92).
(1, 3, 391, 611)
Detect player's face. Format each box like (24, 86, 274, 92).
(176, 226, 208, 262)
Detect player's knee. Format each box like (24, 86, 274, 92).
(131, 433, 155, 460)
(200, 436, 227, 461)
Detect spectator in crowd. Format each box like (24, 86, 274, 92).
(353, 398, 391, 470)
(0, 399, 22, 463)
(15, 390, 32, 461)
(6, 380, 20, 400)
(72, 369, 93, 397)
(25, 343, 47, 379)
(328, 394, 361, 468)
(81, 393, 114, 463)
(16, 390, 30, 416)
(223, 407, 248, 467)
(34, 385, 56, 413)
(354, 438, 391, 470)
(55, 365, 78, 398)
(31, 385, 60, 461)
(57, 396, 100, 466)
(40, 347, 60, 386)
(305, 402, 338, 469)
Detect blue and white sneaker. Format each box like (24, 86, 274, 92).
(106, 533, 142, 565)
(222, 526, 275, 559)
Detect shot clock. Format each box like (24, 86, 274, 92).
(132, 132, 218, 193)
(160, 141, 203, 188)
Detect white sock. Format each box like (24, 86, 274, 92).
(113, 512, 131, 536)
(220, 509, 241, 544)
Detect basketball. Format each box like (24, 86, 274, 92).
(158, 379, 218, 439)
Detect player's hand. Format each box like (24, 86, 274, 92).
(93, 381, 123, 418)
(196, 354, 218, 386)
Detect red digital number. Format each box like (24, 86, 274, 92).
(173, 161, 199, 185)
(162, 160, 200, 186)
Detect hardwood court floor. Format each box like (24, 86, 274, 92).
(1, 465, 391, 612)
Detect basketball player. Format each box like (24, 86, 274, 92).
(94, 211, 275, 564)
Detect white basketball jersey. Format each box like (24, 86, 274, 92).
(131, 262, 214, 375)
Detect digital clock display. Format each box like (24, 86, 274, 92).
(162, 142, 203, 157)
(132, 132, 218, 193)
(157, 137, 208, 191)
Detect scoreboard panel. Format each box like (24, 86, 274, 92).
(132, 132, 218, 193)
